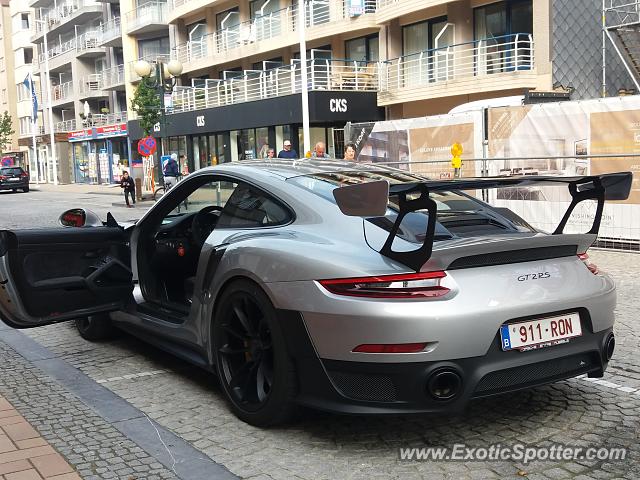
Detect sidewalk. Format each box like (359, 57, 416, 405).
(28, 182, 156, 206)
(0, 396, 79, 480)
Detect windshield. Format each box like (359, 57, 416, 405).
(0, 168, 24, 176)
(287, 171, 535, 242)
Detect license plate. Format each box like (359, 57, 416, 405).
(8, 177, 20, 182)
(500, 312, 582, 351)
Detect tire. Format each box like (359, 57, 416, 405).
(75, 314, 116, 341)
(22, 185, 29, 193)
(213, 279, 297, 427)
(11, 189, 16, 193)
(153, 187, 165, 201)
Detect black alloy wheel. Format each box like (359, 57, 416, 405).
(213, 280, 296, 426)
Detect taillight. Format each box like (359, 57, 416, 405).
(0, 175, 6, 181)
(20, 172, 28, 178)
(353, 342, 428, 353)
(318, 271, 450, 299)
(578, 253, 599, 275)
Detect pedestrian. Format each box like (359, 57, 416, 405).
(120, 170, 136, 208)
(163, 153, 180, 189)
(312, 141, 330, 158)
(179, 154, 190, 175)
(344, 142, 356, 161)
(266, 148, 275, 159)
(277, 140, 298, 159)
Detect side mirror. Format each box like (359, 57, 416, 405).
(59, 209, 102, 228)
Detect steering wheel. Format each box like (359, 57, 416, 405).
(191, 206, 224, 245)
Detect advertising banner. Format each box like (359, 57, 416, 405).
(486, 96, 640, 239)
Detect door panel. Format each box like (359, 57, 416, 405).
(0, 227, 133, 328)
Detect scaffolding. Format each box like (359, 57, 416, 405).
(603, 0, 640, 95)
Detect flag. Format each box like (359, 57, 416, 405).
(23, 73, 38, 123)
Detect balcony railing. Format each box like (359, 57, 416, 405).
(76, 30, 102, 53)
(173, 1, 376, 65)
(19, 124, 45, 137)
(34, 0, 81, 35)
(125, 1, 168, 33)
(99, 17, 121, 44)
(38, 37, 77, 64)
(102, 64, 125, 88)
(54, 119, 77, 132)
(381, 34, 534, 91)
(91, 111, 127, 126)
(48, 81, 74, 104)
(170, 59, 379, 114)
(80, 74, 104, 95)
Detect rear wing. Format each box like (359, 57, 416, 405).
(333, 172, 633, 271)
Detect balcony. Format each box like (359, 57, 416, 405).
(125, 1, 168, 35)
(79, 74, 108, 99)
(98, 17, 122, 47)
(172, 1, 377, 74)
(53, 119, 77, 133)
(170, 59, 379, 114)
(45, 81, 74, 107)
(378, 34, 536, 106)
(76, 30, 105, 58)
(19, 124, 45, 137)
(90, 112, 128, 127)
(102, 64, 125, 90)
(32, 0, 103, 41)
(375, 0, 450, 24)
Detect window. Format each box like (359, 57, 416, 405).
(0, 57, 4, 71)
(17, 82, 30, 102)
(164, 178, 291, 229)
(21, 13, 30, 30)
(19, 117, 32, 135)
(23, 48, 33, 65)
(1, 89, 6, 104)
(217, 7, 240, 31)
(474, 0, 533, 73)
(345, 34, 378, 62)
(186, 21, 207, 42)
(402, 18, 451, 84)
(138, 37, 170, 58)
(217, 183, 291, 228)
(250, 0, 279, 19)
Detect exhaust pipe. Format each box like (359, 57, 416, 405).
(427, 368, 462, 401)
(604, 333, 615, 361)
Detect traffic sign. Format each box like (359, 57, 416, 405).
(137, 136, 157, 157)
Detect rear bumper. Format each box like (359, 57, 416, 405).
(279, 309, 612, 414)
(0, 181, 28, 190)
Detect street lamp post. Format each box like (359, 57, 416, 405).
(134, 58, 183, 138)
(133, 59, 183, 182)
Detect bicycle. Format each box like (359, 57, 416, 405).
(153, 175, 189, 212)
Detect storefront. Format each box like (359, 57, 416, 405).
(69, 123, 130, 184)
(128, 90, 384, 180)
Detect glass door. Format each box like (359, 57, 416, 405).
(431, 21, 453, 82)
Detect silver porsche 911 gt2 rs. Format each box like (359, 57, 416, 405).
(0, 160, 631, 426)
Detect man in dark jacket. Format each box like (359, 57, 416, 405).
(163, 153, 180, 188)
(120, 171, 135, 207)
(277, 140, 298, 159)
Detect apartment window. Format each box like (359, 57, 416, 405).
(474, 0, 532, 72)
(21, 13, 30, 30)
(23, 48, 33, 65)
(252, 57, 283, 70)
(17, 83, 29, 102)
(345, 34, 379, 62)
(217, 7, 240, 31)
(250, 0, 279, 19)
(20, 117, 32, 135)
(1, 89, 6, 104)
(0, 57, 4, 71)
(187, 22, 207, 42)
(138, 37, 170, 58)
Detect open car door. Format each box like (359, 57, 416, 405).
(0, 227, 133, 328)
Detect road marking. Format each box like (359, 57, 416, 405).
(96, 369, 168, 384)
(574, 374, 638, 394)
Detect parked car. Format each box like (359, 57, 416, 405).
(0, 160, 632, 426)
(0, 167, 29, 192)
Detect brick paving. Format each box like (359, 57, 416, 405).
(0, 395, 79, 480)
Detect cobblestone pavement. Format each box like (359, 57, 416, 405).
(1, 190, 639, 479)
(0, 341, 177, 480)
